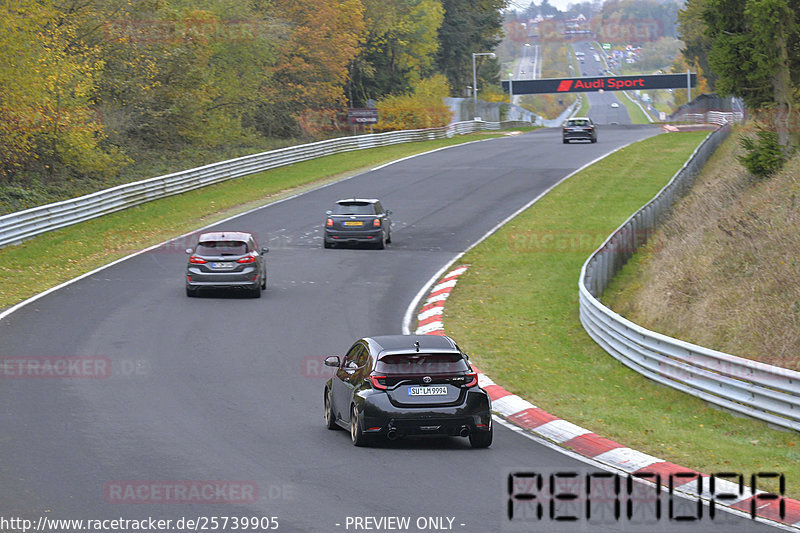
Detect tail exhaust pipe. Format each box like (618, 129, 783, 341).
(387, 428, 399, 440)
(459, 426, 470, 438)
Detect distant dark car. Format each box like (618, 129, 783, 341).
(562, 117, 597, 144)
(323, 335, 493, 448)
(185, 231, 268, 298)
(324, 198, 392, 249)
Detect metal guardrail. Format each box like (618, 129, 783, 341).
(579, 124, 800, 432)
(673, 111, 744, 125)
(0, 120, 532, 248)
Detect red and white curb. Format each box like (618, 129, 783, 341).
(415, 265, 800, 529)
(414, 265, 469, 336)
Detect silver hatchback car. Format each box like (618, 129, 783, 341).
(185, 231, 268, 298)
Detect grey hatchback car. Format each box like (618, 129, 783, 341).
(185, 231, 268, 298)
(324, 198, 392, 249)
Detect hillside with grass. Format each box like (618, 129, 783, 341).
(605, 129, 800, 371)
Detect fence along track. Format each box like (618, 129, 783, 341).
(0, 120, 530, 249)
(578, 124, 800, 432)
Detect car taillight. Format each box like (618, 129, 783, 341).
(237, 254, 257, 264)
(373, 218, 381, 227)
(465, 371, 478, 388)
(370, 375, 387, 390)
(189, 256, 206, 264)
(326, 218, 333, 227)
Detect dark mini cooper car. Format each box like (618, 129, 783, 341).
(323, 198, 392, 249)
(185, 231, 268, 298)
(323, 335, 493, 448)
(562, 117, 597, 143)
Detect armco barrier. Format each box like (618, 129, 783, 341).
(0, 120, 531, 248)
(579, 124, 800, 432)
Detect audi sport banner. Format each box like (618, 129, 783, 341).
(503, 73, 695, 95)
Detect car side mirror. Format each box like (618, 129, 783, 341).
(185, 248, 193, 254)
(261, 247, 269, 254)
(324, 356, 340, 367)
(326, 210, 332, 215)
(386, 210, 392, 215)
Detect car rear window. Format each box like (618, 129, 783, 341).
(333, 202, 375, 215)
(567, 119, 590, 126)
(195, 240, 248, 255)
(375, 353, 469, 375)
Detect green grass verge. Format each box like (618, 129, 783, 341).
(0, 131, 519, 311)
(619, 92, 653, 125)
(575, 94, 590, 118)
(444, 131, 800, 496)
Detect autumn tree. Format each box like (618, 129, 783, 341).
(0, 0, 120, 180)
(348, 0, 444, 107)
(375, 74, 452, 130)
(703, 0, 799, 147)
(677, 0, 717, 91)
(256, 0, 364, 137)
(97, 0, 283, 148)
(436, 0, 507, 97)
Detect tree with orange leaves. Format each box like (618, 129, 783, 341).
(256, 0, 365, 136)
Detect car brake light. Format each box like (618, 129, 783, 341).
(465, 372, 478, 388)
(237, 254, 257, 264)
(373, 218, 381, 227)
(370, 375, 387, 390)
(326, 218, 333, 227)
(189, 256, 206, 264)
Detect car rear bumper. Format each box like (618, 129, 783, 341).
(563, 132, 595, 141)
(372, 414, 492, 437)
(359, 390, 492, 437)
(324, 228, 383, 244)
(186, 268, 260, 290)
(186, 280, 259, 290)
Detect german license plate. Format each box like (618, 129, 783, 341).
(408, 386, 447, 396)
(211, 262, 235, 269)
(344, 221, 363, 226)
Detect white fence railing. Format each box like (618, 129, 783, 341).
(579, 124, 800, 432)
(672, 111, 744, 126)
(0, 120, 532, 249)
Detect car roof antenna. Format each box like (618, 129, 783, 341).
(414, 341, 420, 352)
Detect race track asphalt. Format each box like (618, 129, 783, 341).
(0, 126, 779, 532)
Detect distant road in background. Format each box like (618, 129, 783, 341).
(511, 44, 540, 106)
(573, 41, 632, 125)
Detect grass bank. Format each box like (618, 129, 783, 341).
(606, 130, 800, 370)
(443, 131, 800, 496)
(0, 131, 518, 311)
(619, 92, 653, 125)
(575, 94, 590, 118)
